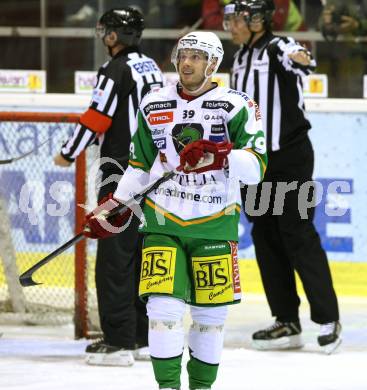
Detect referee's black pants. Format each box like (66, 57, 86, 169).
(95, 171, 148, 349)
(242, 136, 339, 324)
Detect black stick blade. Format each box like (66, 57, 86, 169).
(19, 274, 42, 287)
(18, 233, 85, 288)
(0, 158, 14, 165)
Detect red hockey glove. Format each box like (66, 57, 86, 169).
(178, 140, 233, 174)
(83, 193, 132, 239)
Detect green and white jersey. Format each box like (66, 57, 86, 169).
(114, 83, 267, 241)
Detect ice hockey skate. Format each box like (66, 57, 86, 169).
(132, 345, 150, 361)
(318, 321, 342, 354)
(252, 321, 304, 350)
(85, 339, 134, 366)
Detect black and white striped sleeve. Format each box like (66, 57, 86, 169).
(60, 125, 97, 162)
(60, 63, 133, 162)
(270, 37, 316, 77)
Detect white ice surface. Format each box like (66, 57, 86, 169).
(0, 295, 366, 390)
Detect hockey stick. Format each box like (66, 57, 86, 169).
(0, 137, 52, 165)
(179, 17, 203, 36)
(19, 170, 176, 287)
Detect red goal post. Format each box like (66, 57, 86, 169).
(0, 111, 94, 339)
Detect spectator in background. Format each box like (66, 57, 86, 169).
(201, 0, 226, 29)
(319, 0, 367, 97)
(65, 1, 148, 26)
(201, 0, 307, 31)
(272, 0, 306, 31)
(320, 0, 367, 40)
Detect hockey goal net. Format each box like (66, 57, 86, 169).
(0, 111, 99, 338)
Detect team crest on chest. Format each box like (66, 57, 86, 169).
(171, 123, 204, 153)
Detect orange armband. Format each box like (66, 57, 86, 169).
(79, 108, 112, 133)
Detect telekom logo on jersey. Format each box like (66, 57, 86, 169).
(148, 111, 173, 125)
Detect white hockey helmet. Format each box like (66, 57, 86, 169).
(172, 31, 224, 76)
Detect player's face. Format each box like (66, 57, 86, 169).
(177, 49, 209, 91)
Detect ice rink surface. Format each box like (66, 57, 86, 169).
(0, 295, 366, 390)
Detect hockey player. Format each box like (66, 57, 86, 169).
(83, 31, 267, 390)
(54, 7, 164, 366)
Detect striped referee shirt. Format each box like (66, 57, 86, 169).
(231, 31, 316, 152)
(61, 46, 164, 171)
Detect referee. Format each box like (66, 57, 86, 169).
(224, 0, 342, 354)
(54, 7, 164, 365)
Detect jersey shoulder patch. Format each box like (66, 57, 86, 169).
(224, 88, 255, 108)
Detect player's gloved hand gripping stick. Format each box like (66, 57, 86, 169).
(19, 171, 175, 287)
(83, 194, 132, 239)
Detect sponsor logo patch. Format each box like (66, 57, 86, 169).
(132, 60, 160, 74)
(139, 247, 176, 295)
(211, 124, 225, 134)
(227, 89, 254, 107)
(203, 112, 225, 122)
(148, 111, 173, 125)
(92, 89, 103, 104)
(153, 137, 167, 149)
(204, 244, 227, 250)
(253, 59, 269, 70)
(202, 100, 234, 113)
(254, 102, 261, 121)
(229, 241, 241, 294)
(149, 83, 163, 93)
(192, 254, 234, 304)
(151, 128, 165, 136)
(209, 135, 225, 142)
(143, 100, 177, 116)
(180, 38, 198, 46)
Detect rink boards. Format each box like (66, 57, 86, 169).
(1, 253, 365, 297)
